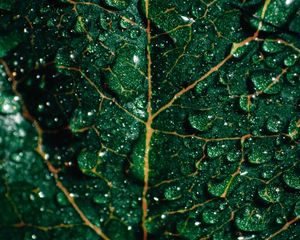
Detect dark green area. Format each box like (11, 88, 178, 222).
(0, 0, 300, 239)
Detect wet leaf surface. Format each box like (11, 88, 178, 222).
(0, 0, 300, 239)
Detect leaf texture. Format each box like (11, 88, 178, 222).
(0, 0, 300, 239)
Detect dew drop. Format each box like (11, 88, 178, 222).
(235, 207, 267, 231)
(0, 93, 20, 114)
(56, 192, 69, 206)
(283, 169, 300, 189)
(266, 116, 284, 133)
(202, 209, 219, 224)
(248, 146, 272, 164)
(77, 150, 98, 175)
(262, 41, 284, 53)
(130, 28, 141, 39)
(191, 2, 206, 18)
(189, 113, 214, 131)
(284, 54, 298, 66)
(104, 0, 130, 10)
(120, 14, 134, 29)
(164, 186, 181, 200)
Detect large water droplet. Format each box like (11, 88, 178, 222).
(189, 113, 214, 131)
(284, 54, 298, 66)
(251, 71, 281, 94)
(283, 169, 300, 189)
(202, 209, 219, 224)
(207, 142, 228, 158)
(93, 193, 109, 205)
(286, 66, 300, 85)
(104, 0, 130, 10)
(266, 116, 284, 133)
(226, 151, 242, 162)
(56, 192, 69, 206)
(191, 2, 206, 18)
(239, 95, 255, 112)
(77, 150, 98, 175)
(288, 117, 300, 140)
(262, 41, 284, 53)
(261, 167, 275, 179)
(208, 177, 232, 197)
(120, 14, 135, 29)
(0, 93, 20, 114)
(232, 42, 256, 58)
(130, 28, 141, 39)
(164, 186, 181, 200)
(235, 207, 267, 232)
(258, 185, 282, 203)
(70, 108, 96, 132)
(195, 81, 209, 94)
(248, 146, 272, 164)
(98, 32, 109, 41)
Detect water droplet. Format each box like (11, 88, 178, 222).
(226, 151, 242, 162)
(77, 150, 98, 175)
(164, 186, 181, 200)
(104, 0, 130, 10)
(262, 41, 284, 53)
(202, 209, 219, 224)
(0, 93, 20, 114)
(261, 168, 275, 179)
(98, 32, 109, 41)
(189, 113, 214, 131)
(56, 192, 69, 206)
(195, 81, 209, 94)
(100, 16, 111, 30)
(70, 108, 96, 132)
(284, 54, 298, 66)
(133, 55, 139, 64)
(93, 193, 109, 204)
(208, 177, 232, 197)
(120, 15, 134, 29)
(283, 169, 300, 189)
(251, 71, 281, 94)
(248, 146, 272, 164)
(235, 207, 267, 232)
(207, 142, 228, 158)
(267, 116, 284, 133)
(153, 197, 159, 201)
(130, 28, 141, 39)
(258, 185, 282, 203)
(191, 2, 206, 18)
(232, 42, 255, 58)
(288, 117, 300, 140)
(38, 191, 45, 198)
(159, 42, 165, 49)
(286, 67, 300, 85)
(239, 95, 255, 112)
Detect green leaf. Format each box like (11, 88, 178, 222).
(0, 32, 23, 58)
(0, 0, 300, 239)
(0, 0, 16, 11)
(235, 206, 268, 232)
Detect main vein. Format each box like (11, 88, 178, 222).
(141, 1, 153, 238)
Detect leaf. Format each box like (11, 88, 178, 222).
(0, 32, 23, 58)
(0, 0, 300, 240)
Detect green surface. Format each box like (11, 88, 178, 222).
(0, 0, 300, 239)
